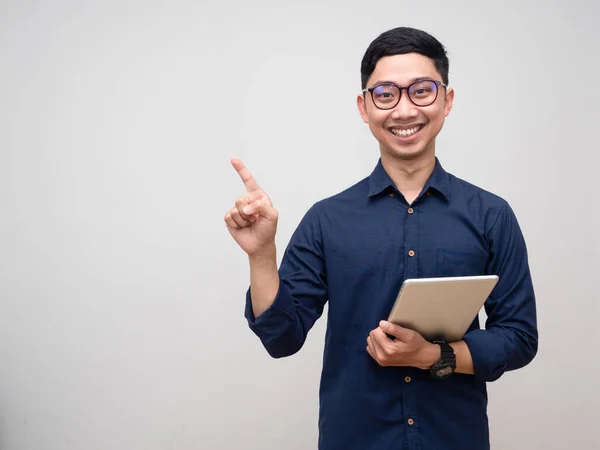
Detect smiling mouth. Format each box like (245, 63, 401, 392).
(389, 125, 423, 137)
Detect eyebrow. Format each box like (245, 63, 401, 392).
(369, 77, 435, 86)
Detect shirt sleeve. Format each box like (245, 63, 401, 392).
(463, 201, 538, 382)
(244, 204, 328, 358)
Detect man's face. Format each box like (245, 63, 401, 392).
(357, 53, 454, 162)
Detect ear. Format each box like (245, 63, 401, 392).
(357, 93, 369, 124)
(444, 87, 454, 117)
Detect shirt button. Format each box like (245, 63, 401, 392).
(389, 192, 395, 197)
(407, 207, 414, 214)
(408, 250, 415, 257)
(408, 418, 415, 425)
(426, 190, 432, 196)
(405, 376, 412, 383)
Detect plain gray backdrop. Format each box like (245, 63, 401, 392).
(1, 0, 599, 449)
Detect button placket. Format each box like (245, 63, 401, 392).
(404, 201, 418, 279)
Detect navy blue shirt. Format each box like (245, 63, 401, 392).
(245, 158, 538, 450)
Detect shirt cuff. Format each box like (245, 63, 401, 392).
(463, 329, 508, 382)
(244, 282, 300, 357)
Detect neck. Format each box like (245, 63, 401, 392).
(380, 153, 436, 197)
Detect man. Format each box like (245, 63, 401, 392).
(224, 26, 538, 450)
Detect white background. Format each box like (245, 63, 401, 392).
(1, 0, 598, 448)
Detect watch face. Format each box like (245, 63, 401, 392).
(436, 366, 453, 378)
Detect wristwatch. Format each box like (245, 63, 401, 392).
(429, 341, 456, 380)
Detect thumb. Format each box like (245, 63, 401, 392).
(243, 199, 278, 222)
(379, 320, 414, 342)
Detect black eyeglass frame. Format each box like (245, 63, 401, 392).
(361, 80, 448, 109)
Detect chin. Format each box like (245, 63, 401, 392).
(384, 145, 432, 162)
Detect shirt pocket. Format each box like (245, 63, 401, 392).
(435, 248, 488, 277)
(332, 245, 393, 275)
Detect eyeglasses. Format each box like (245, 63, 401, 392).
(362, 80, 447, 109)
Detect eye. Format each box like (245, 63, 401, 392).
(372, 85, 398, 102)
(410, 81, 437, 99)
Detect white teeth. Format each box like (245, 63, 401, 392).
(391, 126, 421, 137)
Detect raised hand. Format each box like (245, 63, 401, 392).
(224, 158, 279, 256)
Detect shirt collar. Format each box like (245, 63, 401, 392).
(367, 157, 451, 202)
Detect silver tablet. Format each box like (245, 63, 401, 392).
(387, 275, 499, 342)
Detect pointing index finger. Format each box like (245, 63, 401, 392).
(231, 157, 260, 192)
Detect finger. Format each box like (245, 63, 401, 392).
(231, 158, 260, 192)
(230, 208, 253, 228)
(243, 199, 278, 222)
(366, 339, 377, 361)
(371, 327, 392, 347)
(379, 320, 416, 343)
(368, 335, 389, 366)
(235, 191, 264, 220)
(367, 336, 378, 360)
(224, 211, 241, 229)
(368, 332, 385, 358)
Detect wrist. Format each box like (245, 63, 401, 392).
(248, 243, 277, 263)
(418, 342, 442, 370)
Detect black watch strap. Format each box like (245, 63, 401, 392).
(429, 341, 456, 379)
(437, 341, 455, 361)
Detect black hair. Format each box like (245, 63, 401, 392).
(360, 27, 449, 89)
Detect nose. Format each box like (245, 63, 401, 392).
(390, 90, 419, 120)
